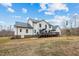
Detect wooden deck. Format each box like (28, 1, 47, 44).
(37, 31, 59, 38)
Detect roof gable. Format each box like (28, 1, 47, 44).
(28, 18, 52, 26)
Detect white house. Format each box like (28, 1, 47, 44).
(14, 18, 61, 38)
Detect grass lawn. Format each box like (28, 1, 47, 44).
(0, 36, 79, 56)
(0, 37, 11, 44)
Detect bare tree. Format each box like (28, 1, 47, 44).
(71, 14, 78, 35)
(0, 25, 2, 31)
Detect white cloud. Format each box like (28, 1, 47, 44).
(26, 17, 29, 20)
(39, 3, 69, 15)
(47, 3, 68, 12)
(38, 3, 47, 12)
(13, 16, 21, 19)
(0, 3, 15, 13)
(0, 3, 12, 7)
(51, 14, 79, 28)
(44, 11, 54, 15)
(7, 7, 15, 13)
(22, 8, 27, 13)
(35, 17, 38, 20)
(0, 21, 5, 25)
(49, 15, 70, 28)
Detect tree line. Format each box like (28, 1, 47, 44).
(0, 25, 14, 37)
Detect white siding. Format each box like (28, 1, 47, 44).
(14, 27, 33, 35)
(14, 27, 18, 35)
(33, 23, 37, 35)
(27, 20, 33, 27)
(14, 19, 61, 37)
(56, 27, 61, 35)
(18, 28, 33, 35)
(34, 21, 52, 34)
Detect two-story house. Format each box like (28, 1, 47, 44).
(14, 18, 61, 38)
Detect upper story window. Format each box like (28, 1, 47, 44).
(20, 29, 22, 32)
(45, 25, 47, 29)
(26, 29, 28, 33)
(34, 30, 36, 33)
(39, 24, 41, 27)
(49, 25, 51, 28)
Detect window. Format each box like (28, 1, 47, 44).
(45, 31, 47, 33)
(39, 24, 41, 27)
(49, 30, 51, 32)
(45, 25, 47, 29)
(37, 32, 38, 34)
(26, 29, 28, 33)
(34, 30, 36, 33)
(52, 29, 56, 31)
(20, 29, 22, 32)
(49, 25, 51, 28)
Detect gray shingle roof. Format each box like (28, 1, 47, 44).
(29, 18, 41, 23)
(52, 25, 60, 31)
(28, 18, 52, 26)
(14, 22, 33, 29)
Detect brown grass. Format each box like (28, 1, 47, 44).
(0, 36, 79, 56)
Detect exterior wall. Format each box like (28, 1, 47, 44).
(27, 19, 37, 35)
(31, 20, 61, 36)
(14, 19, 61, 38)
(32, 23, 37, 35)
(27, 19, 33, 27)
(56, 27, 61, 35)
(33, 21, 52, 34)
(14, 27, 18, 35)
(14, 27, 33, 38)
(17, 28, 33, 35)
